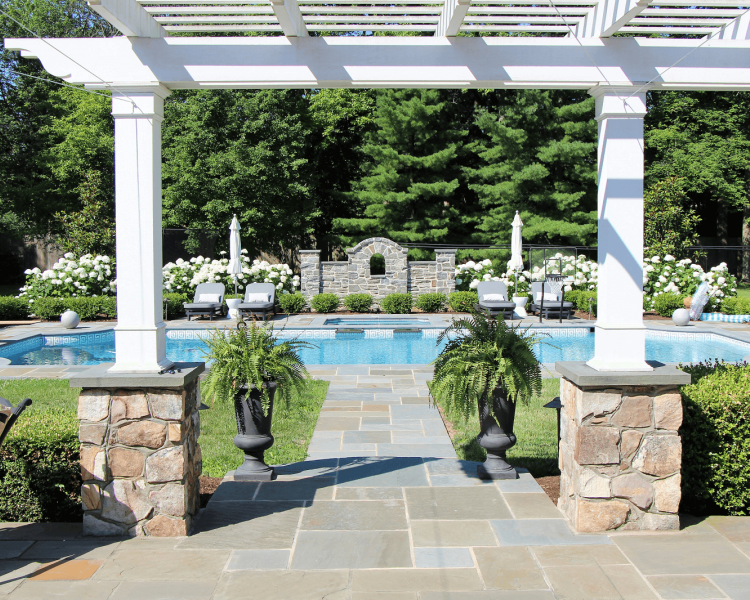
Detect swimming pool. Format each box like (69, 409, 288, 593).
(324, 318, 432, 327)
(1, 328, 749, 366)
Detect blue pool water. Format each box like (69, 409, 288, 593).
(324, 318, 431, 327)
(1, 328, 749, 366)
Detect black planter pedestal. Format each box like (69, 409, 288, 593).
(233, 383, 277, 481)
(476, 388, 518, 480)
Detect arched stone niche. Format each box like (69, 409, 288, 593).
(299, 238, 456, 303)
(348, 238, 408, 300)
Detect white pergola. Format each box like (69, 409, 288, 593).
(6, 0, 750, 372)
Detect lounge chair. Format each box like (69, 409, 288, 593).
(238, 283, 277, 321)
(183, 283, 226, 321)
(475, 281, 517, 319)
(0, 397, 32, 447)
(528, 282, 574, 319)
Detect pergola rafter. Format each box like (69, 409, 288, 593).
(86, 0, 750, 38)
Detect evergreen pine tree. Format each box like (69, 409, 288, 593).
(337, 89, 469, 259)
(468, 89, 598, 249)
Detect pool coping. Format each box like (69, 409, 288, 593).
(0, 316, 749, 379)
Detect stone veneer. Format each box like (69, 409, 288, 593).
(558, 377, 684, 532)
(300, 237, 456, 302)
(77, 378, 201, 537)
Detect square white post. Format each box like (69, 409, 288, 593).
(587, 88, 652, 372)
(109, 85, 173, 373)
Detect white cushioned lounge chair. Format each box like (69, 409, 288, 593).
(183, 283, 226, 321)
(238, 283, 276, 321)
(476, 281, 517, 319)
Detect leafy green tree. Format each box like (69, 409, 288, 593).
(0, 0, 116, 240)
(467, 89, 598, 249)
(337, 89, 469, 259)
(307, 89, 375, 259)
(161, 89, 315, 263)
(644, 177, 701, 259)
(645, 91, 750, 275)
(53, 171, 115, 255)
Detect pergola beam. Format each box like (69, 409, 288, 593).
(269, 0, 308, 36)
(436, 0, 471, 36)
(87, 0, 165, 37)
(8, 36, 750, 91)
(578, 0, 651, 38)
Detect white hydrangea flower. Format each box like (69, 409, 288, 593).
(469, 279, 479, 289)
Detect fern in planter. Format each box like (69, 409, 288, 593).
(201, 322, 311, 415)
(430, 312, 544, 479)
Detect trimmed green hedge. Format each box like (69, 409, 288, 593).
(564, 290, 597, 316)
(31, 297, 117, 321)
(720, 297, 750, 315)
(448, 291, 478, 313)
(680, 361, 750, 516)
(380, 293, 412, 314)
(416, 293, 447, 313)
(279, 292, 307, 314)
(0, 296, 30, 320)
(344, 293, 373, 313)
(653, 292, 686, 318)
(0, 386, 81, 522)
(163, 293, 189, 319)
(311, 293, 340, 313)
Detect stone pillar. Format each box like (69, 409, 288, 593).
(300, 250, 321, 300)
(110, 85, 173, 373)
(435, 249, 457, 296)
(556, 361, 689, 533)
(72, 364, 204, 537)
(588, 87, 650, 372)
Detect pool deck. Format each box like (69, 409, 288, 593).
(0, 314, 749, 380)
(2, 367, 750, 599)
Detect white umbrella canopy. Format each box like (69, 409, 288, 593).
(228, 214, 243, 296)
(507, 211, 524, 273)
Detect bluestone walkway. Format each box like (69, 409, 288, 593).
(2, 368, 750, 599)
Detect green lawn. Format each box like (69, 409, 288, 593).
(0, 377, 328, 479)
(200, 379, 328, 477)
(737, 282, 750, 299)
(434, 378, 560, 478)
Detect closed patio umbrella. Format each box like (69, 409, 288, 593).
(507, 211, 524, 295)
(228, 214, 243, 298)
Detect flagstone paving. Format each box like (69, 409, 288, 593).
(2, 367, 750, 598)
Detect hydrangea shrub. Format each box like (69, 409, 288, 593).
(19, 253, 116, 306)
(163, 254, 300, 297)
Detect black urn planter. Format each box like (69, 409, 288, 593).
(233, 382, 277, 481)
(476, 387, 518, 480)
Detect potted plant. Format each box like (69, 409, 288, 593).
(430, 312, 543, 480)
(201, 321, 311, 480)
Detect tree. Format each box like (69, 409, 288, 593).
(337, 89, 469, 259)
(644, 177, 701, 259)
(306, 88, 375, 259)
(53, 171, 115, 255)
(0, 0, 116, 241)
(161, 89, 316, 264)
(467, 89, 598, 250)
(645, 91, 750, 276)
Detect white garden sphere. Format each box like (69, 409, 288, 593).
(61, 310, 80, 329)
(672, 308, 690, 327)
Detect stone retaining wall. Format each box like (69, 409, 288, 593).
(300, 238, 456, 302)
(78, 380, 201, 537)
(558, 378, 682, 532)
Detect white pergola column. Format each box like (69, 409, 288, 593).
(109, 85, 173, 373)
(587, 87, 651, 372)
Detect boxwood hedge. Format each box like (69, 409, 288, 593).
(680, 361, 750, 516)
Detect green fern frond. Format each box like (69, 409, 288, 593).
(431, 312, 544, 422)
(201, 321, 313, 416)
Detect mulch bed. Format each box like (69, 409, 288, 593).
(536, 475, 560, 504)
(200, 476, 223, 508)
